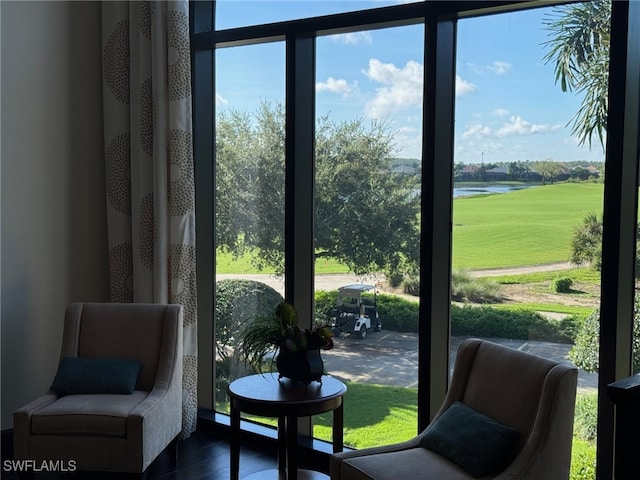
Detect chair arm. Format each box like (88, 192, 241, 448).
(127, 365, 183, 472)
(13, 392, 59, 459)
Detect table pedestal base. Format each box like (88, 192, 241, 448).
(243, 469, 329, 480)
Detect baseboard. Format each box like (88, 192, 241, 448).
(1, 428, 14, 461)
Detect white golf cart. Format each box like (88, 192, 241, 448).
(329, 284, 381, 339)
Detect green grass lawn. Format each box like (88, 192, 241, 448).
(217, 183, 605, 274)
(452, 183, 604, 269)
(227, 382, 595, 479)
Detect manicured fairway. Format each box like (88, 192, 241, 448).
(452, 183, 604, 269)
(216, 182, 606, 273)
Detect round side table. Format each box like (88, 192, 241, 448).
(228, 373, 347, 480)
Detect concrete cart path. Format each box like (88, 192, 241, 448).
(217, 262, 574, 296)
(322, 332, 597, 393)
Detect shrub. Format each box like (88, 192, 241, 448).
(403, 276, 420, 295)
(451, 269, 501, 303)
(376, 293, 420, 331)
(570, 439, 596, 480)
(401, 271, 501, 302)
(450, 304, 574, 343)
(551, 276, 574, 293)
(569, 294, 640, 373)
(314, 289, 575, 342)
(387, 271, 404, 288)
(215, 279, 284, 356)
(314, 290, 338, 324)
(574, 392, 598, 442)
(568, 310, 601, 373)
(214, 280, 284, 399)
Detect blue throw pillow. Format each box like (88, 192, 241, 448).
(419, 401, 520, 478)
(50, 357, 142, 396)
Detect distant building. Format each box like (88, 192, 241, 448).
(485, 166, 509, 181)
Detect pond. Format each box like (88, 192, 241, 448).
(453, 184, 534, 198)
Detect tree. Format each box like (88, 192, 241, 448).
(570, 212, 640, 277)
(215, 103, 422, 279)
(315, 115, 421, 280)
(215, 103, 286, 272)
(532, 160, 563, 184)
(543, 0, 611, 150)
(570, 212, 603, 270)
(569, 295, 640, 374)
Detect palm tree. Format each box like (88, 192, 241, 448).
(542, 0, 611, 150)
(570, 212, 603, 270)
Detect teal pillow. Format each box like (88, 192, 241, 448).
(50, 357, 141, 396)
(419, 401, 520, 478)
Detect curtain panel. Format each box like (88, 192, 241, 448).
(101, 0, 197, 437)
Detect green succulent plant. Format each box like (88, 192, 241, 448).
(241, 302, 334, 372)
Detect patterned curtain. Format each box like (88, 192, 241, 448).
(101, 1, 197, 437)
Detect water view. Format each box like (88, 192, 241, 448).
(453, 184, 534, 198)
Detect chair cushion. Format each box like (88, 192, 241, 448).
(50, 357, 141, 395)
(337, 446, 481, 480)
(31, 391, 148, 437)
(419, 401, 519, 478)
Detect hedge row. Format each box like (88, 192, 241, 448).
(315, 291, 580, 344)
(214, 280, 582, 346)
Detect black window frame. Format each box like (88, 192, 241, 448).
(190, 1, 640, 477)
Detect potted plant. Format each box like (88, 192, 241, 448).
(241, 301, 334, 383)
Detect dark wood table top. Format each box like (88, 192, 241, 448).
(228, 373, 347, 417)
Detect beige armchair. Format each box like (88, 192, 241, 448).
(13, 302, 183, 475)
(331, 338, 578, 480)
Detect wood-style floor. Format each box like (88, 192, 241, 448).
(1, 421, 331, 480)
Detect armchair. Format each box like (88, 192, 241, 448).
(13, 302, 183, 475)
(331, 338, 578, 480)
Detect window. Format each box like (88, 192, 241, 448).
(213, 41, 286, 417)
(215, 0, 411, 29)
(315, 23, 423, 447)
(454, 6, 608, 473)
(191, 2, 640, 476)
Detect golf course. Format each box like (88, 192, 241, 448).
(217, 182, 606, 275)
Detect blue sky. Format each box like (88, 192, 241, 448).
(215, 1, 607, 164)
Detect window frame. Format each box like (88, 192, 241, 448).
(190, 1, 640, 476)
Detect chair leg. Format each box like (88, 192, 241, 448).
(169, 436, 179, 463)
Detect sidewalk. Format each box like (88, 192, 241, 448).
(322, 332, 597, 393)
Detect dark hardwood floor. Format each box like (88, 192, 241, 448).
(1, 420, 332, 480)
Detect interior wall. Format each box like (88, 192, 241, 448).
(0, 0, 109, 429)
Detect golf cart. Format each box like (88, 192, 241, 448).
(329, 284, 381, 339)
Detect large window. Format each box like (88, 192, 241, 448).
(191, 1, 640, 477)
(213, 42, 286, 415)
(215, 0, 412, 29)
(315, 24, 423, 447)
(454, 6, 608, 475)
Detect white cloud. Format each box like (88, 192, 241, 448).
(216, 93, 228, 105)
(456, 75, 476, 97)
(493, 108, 510, 117)
(330, 31, 373, 45)
(393, 125, 421, 158)
(487, 61, 512, 75)
(463, 123, 491, 139)
(496, 115, 551, 137)
(462, 115, 562, 140)
(316, 77, 356, 97)
(363, 58, 423, 118)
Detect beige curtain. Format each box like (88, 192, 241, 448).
(101, 0, 197, 437)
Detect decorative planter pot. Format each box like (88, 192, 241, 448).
(276, 349, 324, 384)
